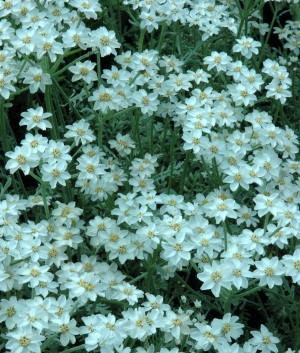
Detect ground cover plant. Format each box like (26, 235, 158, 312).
(0, 0, 300, 352)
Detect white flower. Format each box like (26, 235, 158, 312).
(223, 165, 251, 191)
(223, 259, 253, 290)
(131, 89, 159, 115)
(68, 60, 98, 84)
(228, 83, 257, 106)
(250, 325, 279, 353)
(205, 198, 240, 224)
(253, 193, 282, 217)
(33, 34, 64, 62)
(5, 145, 39, 175)
(0, 296, 23, 329)
(159, 55, 183, 73)
(109, 133, 136, 157)
(6, 326, 45, 353)
(0, 69, 16, 99)
(88, 85, 123, 113)
(101, 65, 130, 87)
(85, 328, 115, 352)
(212, 313, 244, 342)
(19, 106, 52, 131)
(253, 257, 285, 289)
(76, 154, 105, 182)
(265, 79, 292, 104)
(11, 27, 36, 54)
(161, 232, 194, 268)
(17, 263, 51, 288)
(232, 36, 261, 58)
(91, 26, 120, 56)
(140, 10, 161, 33)
(69, 0, 102, 19)
(281, 249, 300, 284)
(204, 51, 232, 72)
(41, 160, 71, 188)
(64, 119, 96, 146)
(49, 313, 79, 346)
(197, 261, 232, 297)
(22, 66, 52, 93)
(190, 323, 221, 351)
(42, 140, 71, 165)
(162, 310, 192, 342)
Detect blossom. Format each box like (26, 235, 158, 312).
(0, 69, 16, 99)
(265, 79, 292, 104)
(68, 60, 98, 84)
(253, 193, 282, 217)
(49, 313, 79, 346)
(19, 106, 52, 131)
(33, 35, 64, 62)
(109, 133, 136, 157)
(85, 328, 115, 352)
(204, 51, 232, 72)
(282, 249, 300, 284)
(22, 67, 52, 93)
(64, 119, 96, 146)
(250, 325, 280, 353)
(197, 261, 232, 297)
(223, 166, 251, 191)
(253, 257, 285, 289)
(69, 0, 102, 19)
(91, 26, 120, 56)
(41, 161, 71, 188)
(5, 145, 39, 175)
(88, 85, 123, 113)
(161, 232, 194, 268)
(205, 198, 240, 223)
(190, 323, 221, 351)
(228, 83, 257, 106)
(6, 326, 45, 353)
(131, 89, 159, 115)
(223, 259, 253, 290)
(232, 36, 261, 58)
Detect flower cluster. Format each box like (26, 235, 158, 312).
(1, 0, 300, 352)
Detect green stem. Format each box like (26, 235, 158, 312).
(59, 344, 86, 353)
(133, 110, 143, 156)
(129, 272, 147, 285)
(138, 29, 146, 53)
(222, 221, 228, 251)
(157, 22, 167, 54)
(145, 248, 159, 292)
(150, 114, 154, 155)
(167, 127, 178, 194)
(0, 97, 9, 153)
(97, 51, 101, 86)
(179, 150, 191, 195)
